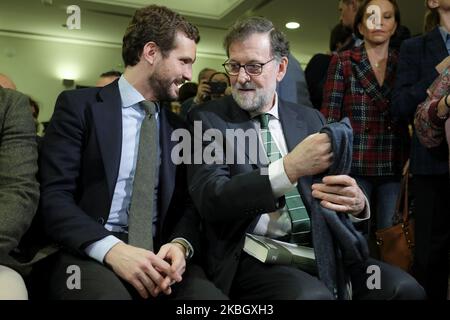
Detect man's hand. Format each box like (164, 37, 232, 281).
(284, 133, 333, 183)
(194, 80, 211, 104)
(104, 242, 182, 299)
(311, 175, 366, 216)
(153, 243, 187, 296)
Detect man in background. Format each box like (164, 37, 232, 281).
(179, 67, 216, 120)
(95, 70, 122, 87)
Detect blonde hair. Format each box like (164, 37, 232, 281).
(424, 0, 440, 33)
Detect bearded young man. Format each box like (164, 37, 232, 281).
(36, 5, 226, 300)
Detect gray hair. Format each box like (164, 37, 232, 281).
(223, 16, 290, 60)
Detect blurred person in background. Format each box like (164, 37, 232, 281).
(392, 0, 450, 300)
(95, 70, 122, 87)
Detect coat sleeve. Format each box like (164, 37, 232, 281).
(39, 92, 110, 255)
(321, 53, 344, 123)
(392, 39, 440, 120)
(0, 91, 39, 260)
(186, 108, 283, 224)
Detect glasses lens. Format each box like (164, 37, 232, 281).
(229, 63, 241, 75)
(245, 64, 262, 75)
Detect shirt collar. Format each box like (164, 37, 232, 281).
(118, 75, 146, 109)
(439, 25, 450, 44)
(250, 93, 280, 121)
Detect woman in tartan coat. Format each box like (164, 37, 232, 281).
(321, 0, 409, 231)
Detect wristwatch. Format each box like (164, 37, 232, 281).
(438, 95, 450, 120)
(171, 238, 192, 259)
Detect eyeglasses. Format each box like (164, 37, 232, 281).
(222, 57, 276, 76)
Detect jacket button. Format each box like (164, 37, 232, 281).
(98, 217, 105, 224)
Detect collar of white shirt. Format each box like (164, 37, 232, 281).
(249, 93, 280, 121)
(118, 75, 146, 109)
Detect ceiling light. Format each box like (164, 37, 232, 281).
(285, 22, 300, 30)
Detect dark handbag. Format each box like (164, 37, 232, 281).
(375, 161, 415, 272)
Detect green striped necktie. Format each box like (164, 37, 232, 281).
(259, 113, 311, 245)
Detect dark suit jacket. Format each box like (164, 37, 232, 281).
(392, 27, 449, 175)
(277, 53, 314, 108)
(305, 53, 332, 109)
(0, 88, 39, 274)
(187, 95, 325, 294)
(39, 80, 197, 257)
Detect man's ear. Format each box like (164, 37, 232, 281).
(276, 56, 289, 82)
(141, 41, 159, 65)
(427, 0, 439, 9)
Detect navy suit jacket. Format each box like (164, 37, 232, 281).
(277, 53, 314, 108)
(187, 95, 325, 294)
(39, 80, 197, 256)
(392, 27, 449, 175)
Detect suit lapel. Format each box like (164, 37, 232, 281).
(352, 46, 386, 103)
(226, 98, 268, 168)
(91, 81, 122, 199)
(426, 27, 449, 65)
(158, 107, 176, 220)
(278, 100, 307, 152)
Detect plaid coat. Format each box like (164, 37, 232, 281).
(321, 45, 408, 176)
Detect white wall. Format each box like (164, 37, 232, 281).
(0, 34, 226, 122)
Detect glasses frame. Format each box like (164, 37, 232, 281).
(222, 57, 276, 76)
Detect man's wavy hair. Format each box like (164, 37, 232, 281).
(122, 5, 200, 67)
(223, 16, 290, 61)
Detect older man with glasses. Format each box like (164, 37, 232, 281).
(186, 16, 425, 300)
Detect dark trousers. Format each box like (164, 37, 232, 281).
(30, 250, 228, 300)
(412, 175, 450, 300)
(229, 253, 425, 300)
(350, 258, 426, 300)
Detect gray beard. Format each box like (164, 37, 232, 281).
(232, 89, 269, 114)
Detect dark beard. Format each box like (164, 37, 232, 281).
(147, 72, 177, 102)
